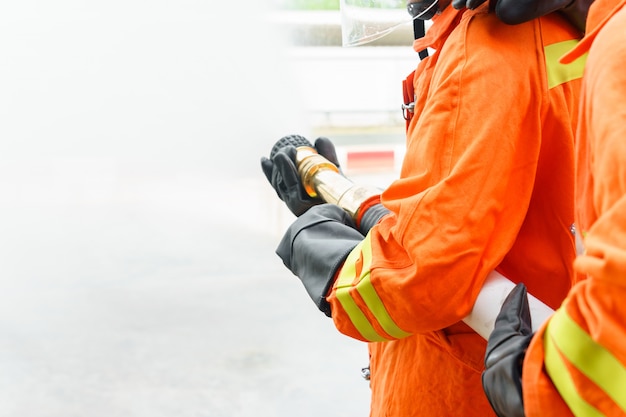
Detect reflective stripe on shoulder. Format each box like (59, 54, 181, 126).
(545, 39, 587, 89)
(545, 308, 626, 415)
(335, 235, 411, 342)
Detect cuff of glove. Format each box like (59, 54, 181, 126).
(277, 204, 364, 317)
(357, 197, 391, 235)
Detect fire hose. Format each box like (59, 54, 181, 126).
(271, 135, 554, 340)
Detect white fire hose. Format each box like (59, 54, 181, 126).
(464, 270, 554, 339)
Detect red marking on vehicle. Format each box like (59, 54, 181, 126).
(346, 150, 395, 172)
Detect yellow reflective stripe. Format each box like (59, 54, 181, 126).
(545, 322, 604, 417)
(545, 40, 587, 89)
(547, 309, 626, 414)
(356, 238, 411, 340)
(336, 239, 389, 342)
(335, 235, 411, 342)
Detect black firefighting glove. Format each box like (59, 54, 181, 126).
(261, 137, 341, 217)
(451, 0, 485, 10)
(451, 0, 571, 15)
(276, 204, 363, 317)
(559, 0, 594, 33)
(451, 0, 591, 33)
(482, 283, 533, 417)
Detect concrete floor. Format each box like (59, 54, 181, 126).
(0, 173, 371, 417)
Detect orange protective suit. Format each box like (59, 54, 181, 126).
(522, 0, 626, 414)
(325, 4, 584, 416)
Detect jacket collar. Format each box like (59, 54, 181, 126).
(412, 5, 465, 53)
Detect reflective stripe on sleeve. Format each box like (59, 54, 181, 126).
(545, 40, 587, 89)
(335, 235, 411, 342)
(545, 308, 626, 415)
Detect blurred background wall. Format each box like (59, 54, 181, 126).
(0, 1, 417, 416)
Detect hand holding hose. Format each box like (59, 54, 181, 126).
(261, 135, 341, 217)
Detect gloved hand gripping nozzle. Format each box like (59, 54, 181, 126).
(269, 134, 382, 221)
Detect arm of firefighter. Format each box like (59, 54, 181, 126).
(328, 17, 582, 340)
(276, 204, 364, 317)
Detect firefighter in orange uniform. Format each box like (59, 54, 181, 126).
(262, 0, 584, 415)
(480, 0, 626, 415)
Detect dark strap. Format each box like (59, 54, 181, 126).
(413, 19, 429, 60)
